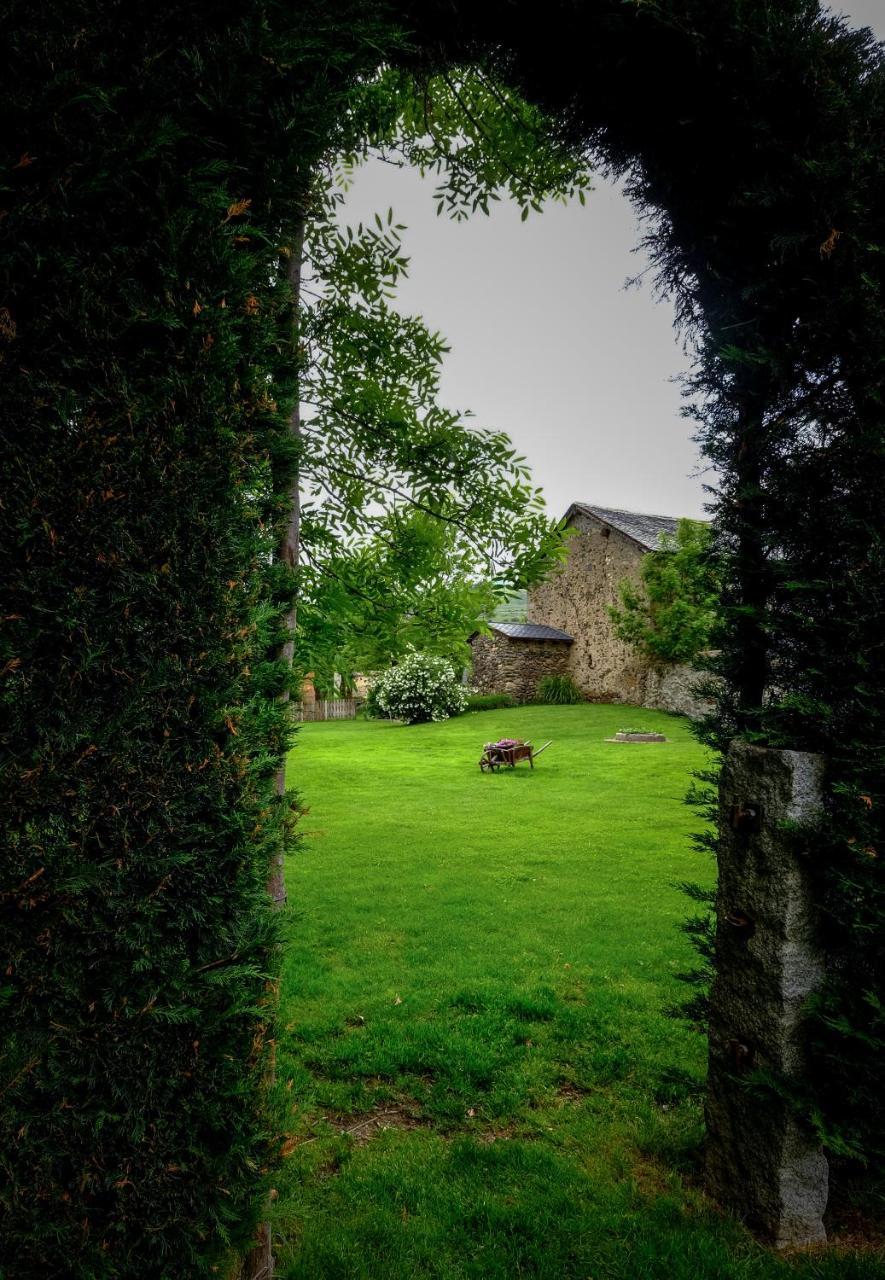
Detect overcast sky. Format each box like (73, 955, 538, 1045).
(340, 2, 884, 523)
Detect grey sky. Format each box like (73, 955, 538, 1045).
(341, 2, 884, 524)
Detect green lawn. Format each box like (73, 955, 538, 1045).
(273, 705, 880, 1279)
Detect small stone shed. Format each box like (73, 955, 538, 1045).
(469, 621, 574, 703)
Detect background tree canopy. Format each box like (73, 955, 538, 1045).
(298, 511, 500, 687)
(294, 66, 592, 683)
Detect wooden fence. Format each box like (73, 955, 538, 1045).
(295, 698, 360, 722)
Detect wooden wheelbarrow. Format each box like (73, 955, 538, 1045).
(479, 738, 553, 772)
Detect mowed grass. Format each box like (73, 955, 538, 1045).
(274, 705, 881, 1279)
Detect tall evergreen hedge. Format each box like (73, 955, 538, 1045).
(0, 3, 396, 1273)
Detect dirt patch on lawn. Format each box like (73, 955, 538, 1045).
(475, 1124, 519, 1144)
(555, 1081, 594, 1104)
(825, 1208, 885, 1255)
(326, 1101, 431, 1145)
(330, 1105, 521, 1148)
(628, 1152, 679, 1200)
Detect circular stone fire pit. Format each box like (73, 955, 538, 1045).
(605, 731, 668, 743)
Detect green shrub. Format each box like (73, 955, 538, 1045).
(467, 692, 516, 711)
(608, 519, 719, 666)
(370, 651, 469, 724)
(537, 675, 583, 705)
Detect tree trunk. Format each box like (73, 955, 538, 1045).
(240, 216, 307, 1280)
(267, 217, 306, 909)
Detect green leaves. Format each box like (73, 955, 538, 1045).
(335, 66, 592, 224)
(609, 521, 720, 667)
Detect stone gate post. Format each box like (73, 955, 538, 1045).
(706, 741, 829, 1246)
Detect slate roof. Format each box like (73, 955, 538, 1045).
(487, 622, 574, 642)
(566, 502, 684, 551)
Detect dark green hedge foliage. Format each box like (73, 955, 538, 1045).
(0, 3, 396, 1275)
(466, 693, 516, 711)
(3, 4, 885, 1274)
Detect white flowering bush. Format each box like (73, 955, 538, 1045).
(370, 651, 469, 724)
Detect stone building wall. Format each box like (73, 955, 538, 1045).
(470, 632, 571, 703)
(527, 509, 708, 718)
(528, 509, 646, 699)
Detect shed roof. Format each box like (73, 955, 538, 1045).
(486, 622, 574, 642)
(566, 502, 684, 551)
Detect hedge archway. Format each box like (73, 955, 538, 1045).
(3, 1, 883, 1273)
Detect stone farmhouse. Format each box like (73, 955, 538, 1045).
(470, 502, 706, 715)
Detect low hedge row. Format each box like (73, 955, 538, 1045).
(466, 692, 517, 711)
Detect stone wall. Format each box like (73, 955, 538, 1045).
(706, 742, 828, 1246)
(528, 509, 645, 699)
(470, 632, 571, 703)
(528, 509, 709, 718)
(639, 661, 713, 719)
